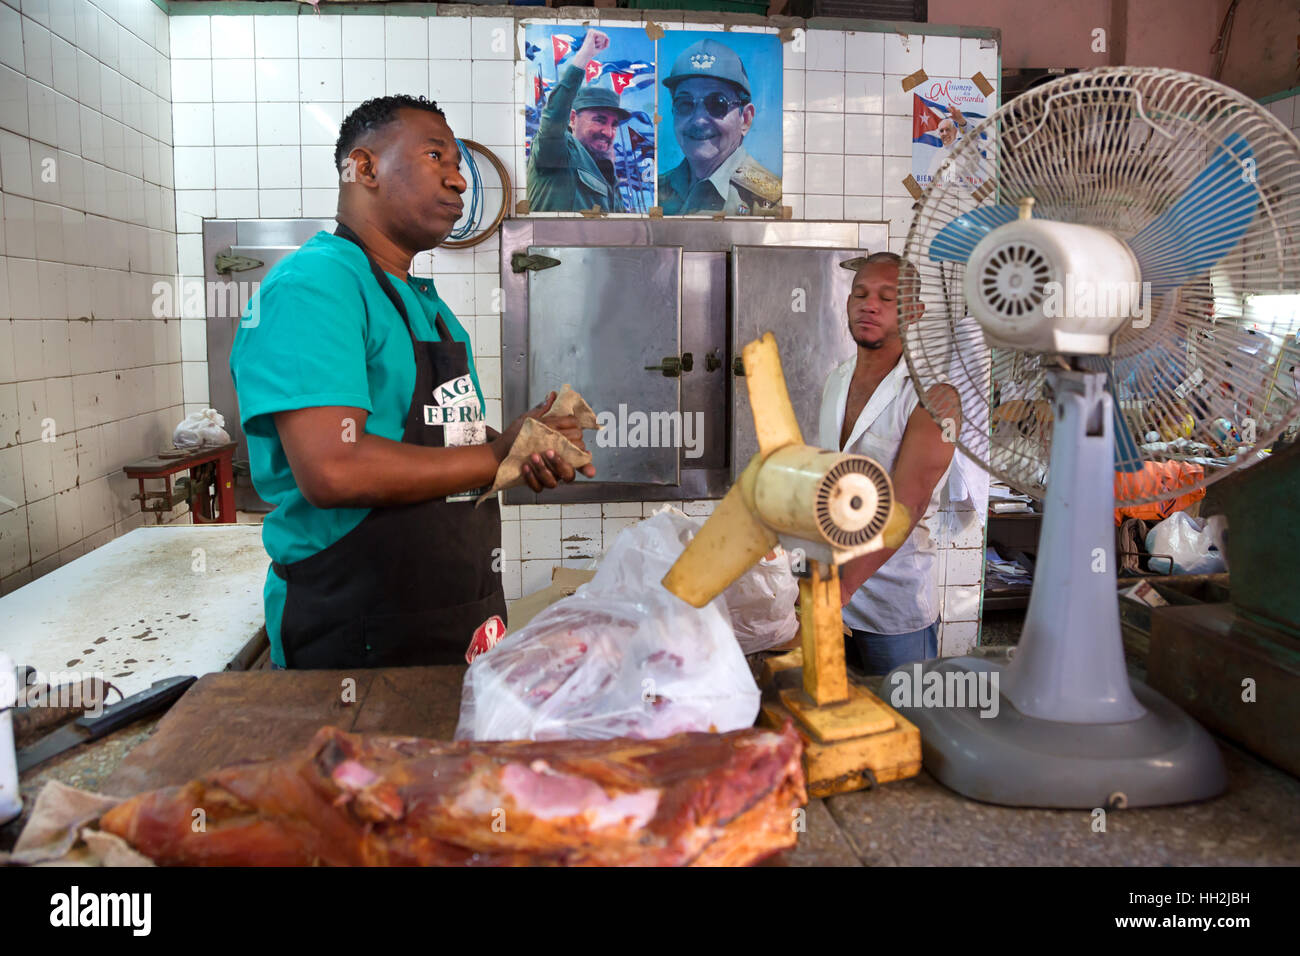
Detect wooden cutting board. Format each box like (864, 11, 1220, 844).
(102, 667, 466, 797)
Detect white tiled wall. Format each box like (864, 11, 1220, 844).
(933, 502, 985, 656)
(0, 0, 182, 596)
(162, 10, 994, 647)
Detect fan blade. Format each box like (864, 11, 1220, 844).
(1076, 354, 1144, 472)
(743, 332, 804, 457)
(1128, 133, 1256, 294)
(661, 472, 779, 608)
(928, 205, 1020, 264)
(881, 500, 914, 550)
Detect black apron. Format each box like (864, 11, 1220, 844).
(274, 223, 506, 668)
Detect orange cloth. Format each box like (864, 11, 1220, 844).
(1114, 461, 1206, 525)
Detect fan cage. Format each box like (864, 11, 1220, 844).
(902, 67, 1300, 506)
(815, 457, 893, 547)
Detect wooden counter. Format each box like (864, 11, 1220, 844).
(7, 667, 1299, 866)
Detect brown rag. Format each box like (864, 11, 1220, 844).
(475, 385, 598, 506)
(0, 780, 154, 866)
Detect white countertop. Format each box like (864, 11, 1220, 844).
(0, 525, 268, 698)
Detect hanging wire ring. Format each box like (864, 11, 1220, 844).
(444, 139, 511, 250)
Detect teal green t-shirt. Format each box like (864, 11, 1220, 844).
(230, 231, 485, 666)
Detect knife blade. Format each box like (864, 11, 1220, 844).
(16, 675, 196, 773)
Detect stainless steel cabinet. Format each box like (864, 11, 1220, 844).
(502, 219, 886, 504)
(525, 245, 683, 485)
(730, 245, 864, 477)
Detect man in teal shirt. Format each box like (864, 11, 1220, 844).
(231, 95, 594, 669)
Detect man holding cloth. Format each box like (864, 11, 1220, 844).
(232, 95, 593, 670)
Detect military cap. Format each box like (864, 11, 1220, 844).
(572, 84, 631, 121)
(663, 38, 750, 98)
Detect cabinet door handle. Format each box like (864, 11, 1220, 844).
(645, 353, 693, 377)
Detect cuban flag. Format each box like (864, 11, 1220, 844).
(552, 33, 578, 65)
(533, 74, 555, 106)
(552, 30, 587, 66)
(600, 59, 654, 95)
(913, 93, 988, 147)
(585, 59, 602, 83)
(913, 94, 947, 147)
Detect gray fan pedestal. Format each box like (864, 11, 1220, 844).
(884, 652, 1227, 808)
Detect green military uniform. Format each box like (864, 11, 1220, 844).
(658, 38, 782, 217)
(527, 64, 628, 213)
(658, 147, 782, 216)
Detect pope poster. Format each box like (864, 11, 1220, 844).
(524, 24, 656, 214)
(655, 31, 783, 217)
(912, 77, 992, 193)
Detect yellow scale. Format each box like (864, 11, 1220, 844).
(661, 333, 922, 798)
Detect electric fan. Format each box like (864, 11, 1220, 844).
(893, 67, 1300, 808)
(662, 334, 924, 797)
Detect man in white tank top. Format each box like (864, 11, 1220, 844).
(818, 252, 960, 673)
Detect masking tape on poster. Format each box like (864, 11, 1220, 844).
(901, 69, 928, 93)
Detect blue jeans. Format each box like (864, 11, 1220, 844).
(849, 621, 939, 675)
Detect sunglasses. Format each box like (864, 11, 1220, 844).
(671, 92, 748, 120)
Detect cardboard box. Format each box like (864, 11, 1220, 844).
(506, 566, 597, 631)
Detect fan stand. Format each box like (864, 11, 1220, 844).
(885, 369, 1227, 808)
(757, 560, 923, 799)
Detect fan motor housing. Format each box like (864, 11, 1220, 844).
(965, 219, 1142, 354)
(752, 445, 894, 565)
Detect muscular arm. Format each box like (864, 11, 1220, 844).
(838, 385, 960, 605)
(274, 406, 500, 509)
(275, 395, 592, 509)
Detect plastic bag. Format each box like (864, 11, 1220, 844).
(455, 510, 760, 742)
(1144, 511, 1227, 575)
(637, 505, 799, 653)
(173, 409, 231, 449)
(723, 549, 799, 653)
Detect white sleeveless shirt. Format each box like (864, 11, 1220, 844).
(819, 355, 951, 634)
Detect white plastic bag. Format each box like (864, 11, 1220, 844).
(455, 510, 760, 742)
(723, 549, 799, 654)
(1145, 511, 1227, 575)
(641, 506, 798, 654)
(173, 408, 231, 449)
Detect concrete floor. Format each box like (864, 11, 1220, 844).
(818, 737, 1300, 865)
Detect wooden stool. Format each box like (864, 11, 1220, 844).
(123, 442, 238, 524)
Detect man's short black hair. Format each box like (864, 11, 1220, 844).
(334, 95, 446, 173)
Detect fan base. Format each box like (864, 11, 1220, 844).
(883, 652, 1227, 809)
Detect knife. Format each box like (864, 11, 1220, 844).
(16, 675, 196, 773)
